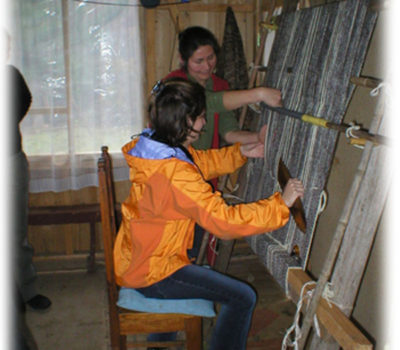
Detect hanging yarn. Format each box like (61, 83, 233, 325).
(345, 122, 365, 149)
(370, 82, 385, 97)
(344, 82, 387, 149)
(281, 280, 316, 350)
(281, 280, 339, 350)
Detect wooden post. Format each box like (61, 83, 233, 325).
(350, 76, 382, 89)
(145, 9, 157, 94)
(167, 5, 181, 34)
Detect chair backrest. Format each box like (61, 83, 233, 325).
(98, 146, 204, 350)
(97, 146, 121, 338)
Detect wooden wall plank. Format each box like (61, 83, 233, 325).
(28, 181, 129, 257)
(151, 2, 256, 82)
(145, 8, 157, 94)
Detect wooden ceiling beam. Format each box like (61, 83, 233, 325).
(157, 3, 254, 13)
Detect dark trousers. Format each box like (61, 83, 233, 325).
(12, 151, 37, 302)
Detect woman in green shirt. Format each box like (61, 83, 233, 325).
(164, 26, 282, 151)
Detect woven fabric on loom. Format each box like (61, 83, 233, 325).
(236, 0, 377, 290)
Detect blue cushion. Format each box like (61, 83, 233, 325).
(117, 287, 216, 317)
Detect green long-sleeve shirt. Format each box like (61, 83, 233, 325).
(189, 76, 240, 150)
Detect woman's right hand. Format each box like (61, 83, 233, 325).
(256, 87, 283, 107)
(281, 178, 304, 207)
(222, 87, 283, 111)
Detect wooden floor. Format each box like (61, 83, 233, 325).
(23, 239, 296, 350)
(226, 240, 297, 350)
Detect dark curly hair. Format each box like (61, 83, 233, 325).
(149, 78, 206, 147)
(178, 26, 220, 70)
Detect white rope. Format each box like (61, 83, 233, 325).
(317, 190, 327, 214)
(341, 81, 388, 149)
(345, 122, 365, 149)
(304, 190, 327, 267)
(281, 280, 316, 350)
(313, 314, 321, 338)
(322, 282, 353, 314)
(345, 122, 360, 139)
(369, 82, 385, 97)
(281, 280, 337, 350)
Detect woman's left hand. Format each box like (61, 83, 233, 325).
(240, 142, 264, 158)
(257, 124, 268, 145)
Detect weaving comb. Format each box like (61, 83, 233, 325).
(278, 159, 307, 233)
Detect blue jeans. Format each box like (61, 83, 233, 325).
(137, 264, 257, 350)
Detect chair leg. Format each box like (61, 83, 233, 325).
(87, 221, 96, 272)
(110, 334, 126, 350)
(185, 317, 202, 350)
(109, 306, 126, 350)
(213, 239, 236, 273)
(119, 335, 127, 350)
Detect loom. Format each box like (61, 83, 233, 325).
(233, 0, 377, 290)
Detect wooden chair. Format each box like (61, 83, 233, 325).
(98, 146, 203, 350)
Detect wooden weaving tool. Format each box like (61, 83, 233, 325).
(278, 159, 307, 233)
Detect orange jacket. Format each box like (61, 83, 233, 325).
(114, 133, 290, 288)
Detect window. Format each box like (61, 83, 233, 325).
(10, 0, 144, 192)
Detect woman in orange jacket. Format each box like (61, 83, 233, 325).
(114, 78, 304, 350)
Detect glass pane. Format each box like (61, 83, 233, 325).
(11, 0, 68, 156)
(69, 2, 144, 154)
(12, 0, 144, 159)
(11, 0, 66, 109)
(21, 112, 68, 155)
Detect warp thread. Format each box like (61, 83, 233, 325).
(303, 190, 327, 267)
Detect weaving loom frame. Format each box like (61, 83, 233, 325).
(235, 0, 378, 289)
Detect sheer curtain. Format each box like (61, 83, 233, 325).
(10, 0, 145, 192)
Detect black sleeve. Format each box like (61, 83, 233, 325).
(7, 65, 32, 124)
